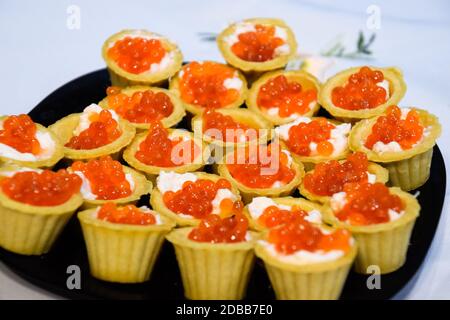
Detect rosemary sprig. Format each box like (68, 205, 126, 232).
(321, 31, 376, 59)
(197, 32, 218, 42)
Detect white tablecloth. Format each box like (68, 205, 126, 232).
(0, 0, 449, 299)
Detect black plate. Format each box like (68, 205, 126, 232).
(0, 69, 446, 300)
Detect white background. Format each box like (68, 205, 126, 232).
(0, 0, 449, 299)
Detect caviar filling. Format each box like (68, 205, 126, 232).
(226, 143, 296, 188)
(163, 178, 240, 219)
(268, 218, 351, 255)
(71, 156, 132, 200)
(106, 86, 174, 124)
(304, 152, 370, 196)
(97, 202, 156, 225)
(231, 24, 286, 62)
(365, 105, 424, 150)
(258, 205, 309, 228)
(107, 36, 167, 74)
(188, 211, 248, 243)
(135, 123, 199, 167)
(202, 110, 256, 143)
(178, 61, 241, 109)
(257, 75, 317, 117)
(0, 115, 41, 155)
(285, 118, 336, 156)
(334, 182, 405, 225)
(66, 110, 121, 150)
(1, 169, 81, 206)
(331, 66, 388, 110)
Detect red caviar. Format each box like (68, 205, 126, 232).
(107, 36, 166, 74)
(365, 105, 424, 150)
(97, 202, 156, 225)
(135, 123, 199, 167)
(66, 110, 121, 150)
(71, 156, 132, 200)
(268, 219, 351, 255)
(188, 212, 248, 243)
(231, 24, 285, 62)
(0, 115, 41, 155)
(178, 61, 240, 109)
(1, 169, 81, 206)
(285, 118, 336, 156)
(106, 86, 174, 124)
(258, 205, 309, 228)
(304, 152, 370, 196)
(332, 66, 388, 110)
(163, 178, 237, 219)
(226, 143, 296, 188)
(203, 110, 255, 143)
(257, 75, 317, 117)
(335, 182, 405, 225)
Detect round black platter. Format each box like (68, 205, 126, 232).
(0, 69, 446, 300)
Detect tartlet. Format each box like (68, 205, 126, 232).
(78, 203, 175, 283)
(217, 143, 304, 203)
(98, 85, 185, 129)
(0, 167, 83, 255)
(323, 182, 420, 274)
(166, 215, 256, 300)
(191, 108, 272, 154)
(169, 61, 247, 115)
(102, 29, 183, 87)
(275, 116, 352, 170)
(319, 66, 406, 122)
(217, 18, 297, 74)
(68, 156, 152, 208)
(244, 196, 323, 232)
(123, 124, 209, 183)
(247, 70, 321, 125)
(150, 171, 241, 226)
(0, 114, 64, 168)
(349, 106, 441, 190)
(49, 104, 136, 161)
(299, 152, 389, 204)
(255, 222, 357, 300)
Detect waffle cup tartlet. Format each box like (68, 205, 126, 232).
(217, 18, 297, 75)
(191, 108, 272, 156)
(48, 106, 136, 161)
(246, 70, 321, 125)
(349, 107, 441, 191)
(169, 61, 248, 116)
(217, 146, 304, 203)
(0, 115, 64, 168)
(123, 128, 209, 184)
(98, 85, 186, 130)
(299, 161, 389, 204)
(275, 117, 352, 170)
(255, 225, 357, 300)
(0, 168, 83, 255)
(78, 206, 175, 283)
(323, 186, 420, 274)
(319, 66, 406, 122)
(102, 29, 183, 87)
(150, 171, 241, 226)
(166, 227, 257, 300)
(69, 162, 152, 209)
(244, 196, 323, 232)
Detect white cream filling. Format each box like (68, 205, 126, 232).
(275, 117, 351, 156)
(73, 104, 119, 136)
(330, 191, 405, 223)
(376, 79, 390, 100)
(247, 196, 322, 224)
(211, 188, 238, 215)
(0, 130, 56, 161)
(224, 23, 290, 57)
(270, 149, 294, 188)
(367, 172, 377, 184)
(223, 73, 243, 91)
(74, 171, 135, 200)
(156, 171, 198, 194)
